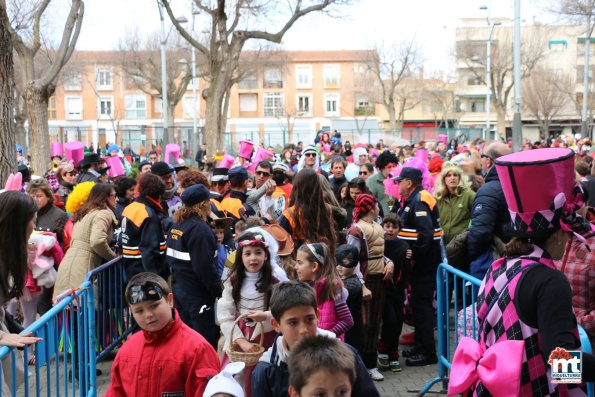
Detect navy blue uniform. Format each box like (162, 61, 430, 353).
(166, 216, 221, 348)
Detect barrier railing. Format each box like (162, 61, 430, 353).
(419, 263, 594, 397)
(84, 256, 131, 363)
(0, 283, 94, 397)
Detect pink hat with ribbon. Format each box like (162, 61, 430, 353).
(415, 148, 428, 162)
(64, 141, 84, 166)
(218, 154, 235, 169)
(105, 156, 125, 178)
(51, 142, 63, 158)
(164, 144, 180, 165)
(238, 140, 254, 159)
(495, 148, 591, 239)
(437, 134, 448, 144)
(252, 147, 274, 165)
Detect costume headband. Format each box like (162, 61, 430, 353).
(306, 243, 325, 264)
(238, 234, 269, 249)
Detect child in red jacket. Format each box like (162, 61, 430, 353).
(105, 272, 220, 397)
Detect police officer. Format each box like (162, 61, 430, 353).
(393, 167, 442, 366)
(166, 184, 221, 349)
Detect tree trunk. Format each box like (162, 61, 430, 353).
(24, 84, 51, 175)
(204, 73, 232, 155)
(0, 2, 15, 183)
(387, 99, 397, 133)
(496, 105, 507, 140)
(14, 114, 27, 148)
(167, 104, 176, 145)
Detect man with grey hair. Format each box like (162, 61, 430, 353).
(467, 142, 512, 280)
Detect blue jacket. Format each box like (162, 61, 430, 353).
(251, 333, 380, 397)
(467, 166, 512, 264)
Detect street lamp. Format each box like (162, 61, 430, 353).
(480, 3, 501, 141)
(191, 4, 201, 147)
(157, 0, 187, 146)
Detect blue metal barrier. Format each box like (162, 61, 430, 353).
(84, 256, 131, 363)
(418, 263, 483, 395)
(0, 283, 94, 397)
(419, 263, 594, 396)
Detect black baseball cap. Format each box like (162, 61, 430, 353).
(394, 167, 422, 182)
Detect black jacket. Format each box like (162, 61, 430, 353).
(467, 166, 512, 262)
(393, 186, 442, 276)
(120, 195, 168, 280)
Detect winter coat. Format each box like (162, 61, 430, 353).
(467, 166, 512, 262)
(53, 208, 117, 298)
(35, 204, 68, 245)
(436, 188, 475, 245)
(105, 310, 220, 397)
(366, 171, 392, 216)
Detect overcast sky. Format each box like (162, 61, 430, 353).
(76, 0, 550, 76)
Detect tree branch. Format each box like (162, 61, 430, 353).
(32, 0, 50, 53)
(161, 0, 209, 56)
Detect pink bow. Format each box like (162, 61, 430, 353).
(448, 337, 524, 397)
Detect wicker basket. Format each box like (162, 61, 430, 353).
(226, 316, 265, 366)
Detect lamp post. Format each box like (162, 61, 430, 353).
(157, 0, 187, 146)
(480, 4, 501, 142)
(191, 4, 200, 146)
(512, 0, 522, 152)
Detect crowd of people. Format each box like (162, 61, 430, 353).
(0, 130, 593, 396)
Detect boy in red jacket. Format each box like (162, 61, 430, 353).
(105, 272, 220, 397)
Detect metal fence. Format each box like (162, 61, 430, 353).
(0, 284, 95, 397)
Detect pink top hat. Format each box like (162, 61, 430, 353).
(238, 140, 254, 159)
(164, 144, 180, 165)
(105, 156, 125, 178)
(415, 149, 428, 162)
(64, 141, 84, 166)
(495, 148, 581, 237)
(218, 154, 235, 169)
(252, 147, 274, 165)
(51, 142, 63, 158)
(437, 134, 448, 144)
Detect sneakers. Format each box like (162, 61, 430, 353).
(390, 360, 402, 372)
(368, 368, 384, 381)
(377, 354, 390, 371)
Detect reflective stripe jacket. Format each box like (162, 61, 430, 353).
(394, 186, 442, 275)
(220, 190, 255, 222)
(166, 217, 222, 302)
(121, 195, 168, 280)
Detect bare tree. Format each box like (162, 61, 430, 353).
(394, 80, 423, 129)
(458, 26, 547, 137)
(522, 67, 573, 139)
(0, 0, 16, 182)
(161, 0, 351, 155)
(362, 39, 421, 132)
(349, 62, 378, 134)
(4, 0, 84, 174)
(118, 30, 193, 145)
(424, 76, 457, 130)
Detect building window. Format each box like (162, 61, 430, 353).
(125, 94, 147, 119)
(239, 93, 258, 112)
(264, 68, 283, 89)
(296, 94, 312, 116)
(295, 65, 312, 89)
(96, 67, 113, 90)
(64, 70, 82, 91)
(65, 96, 82, 120)
(263, 92, 284, 117)
(183, 95, 197, 119)
(467, 75, 482, 86)
(324, 65, 340, 88)
(98, 97, 113, 117)
(324, 94, 340, 116)
(470, 101, 485, 113)
(238, 74, 258, 89)
(48, 96, 56, 119)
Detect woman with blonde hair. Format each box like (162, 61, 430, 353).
(434, 162, 475, 246)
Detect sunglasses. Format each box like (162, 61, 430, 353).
(256, 170, 271, 177)
(127, 283, 164, 304)
(304, 153, 317, 158)
(359, 171, 368, 175)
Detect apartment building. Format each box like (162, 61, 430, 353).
(47, 50, 380, 152)
(455, 21, 584, 141)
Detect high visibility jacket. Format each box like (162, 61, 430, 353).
(121, 195, 168, 280)
(220, 190, 255, 221)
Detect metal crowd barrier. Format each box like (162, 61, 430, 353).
(418, 262, 594, 396)
(0, 283, 94, 397)
(84, 256, 131, 363)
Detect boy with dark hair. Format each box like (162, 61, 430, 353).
(378, 213, 411, 372)
(288, 335, 355, 397)
(251, 281, 379, 397)
(336, 244, 363, 353)
(105, 272, 220, 397)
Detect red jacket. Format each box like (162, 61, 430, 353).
(105, 310, 220, 397)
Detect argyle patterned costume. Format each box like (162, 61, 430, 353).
(472, 246, 582, 397)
